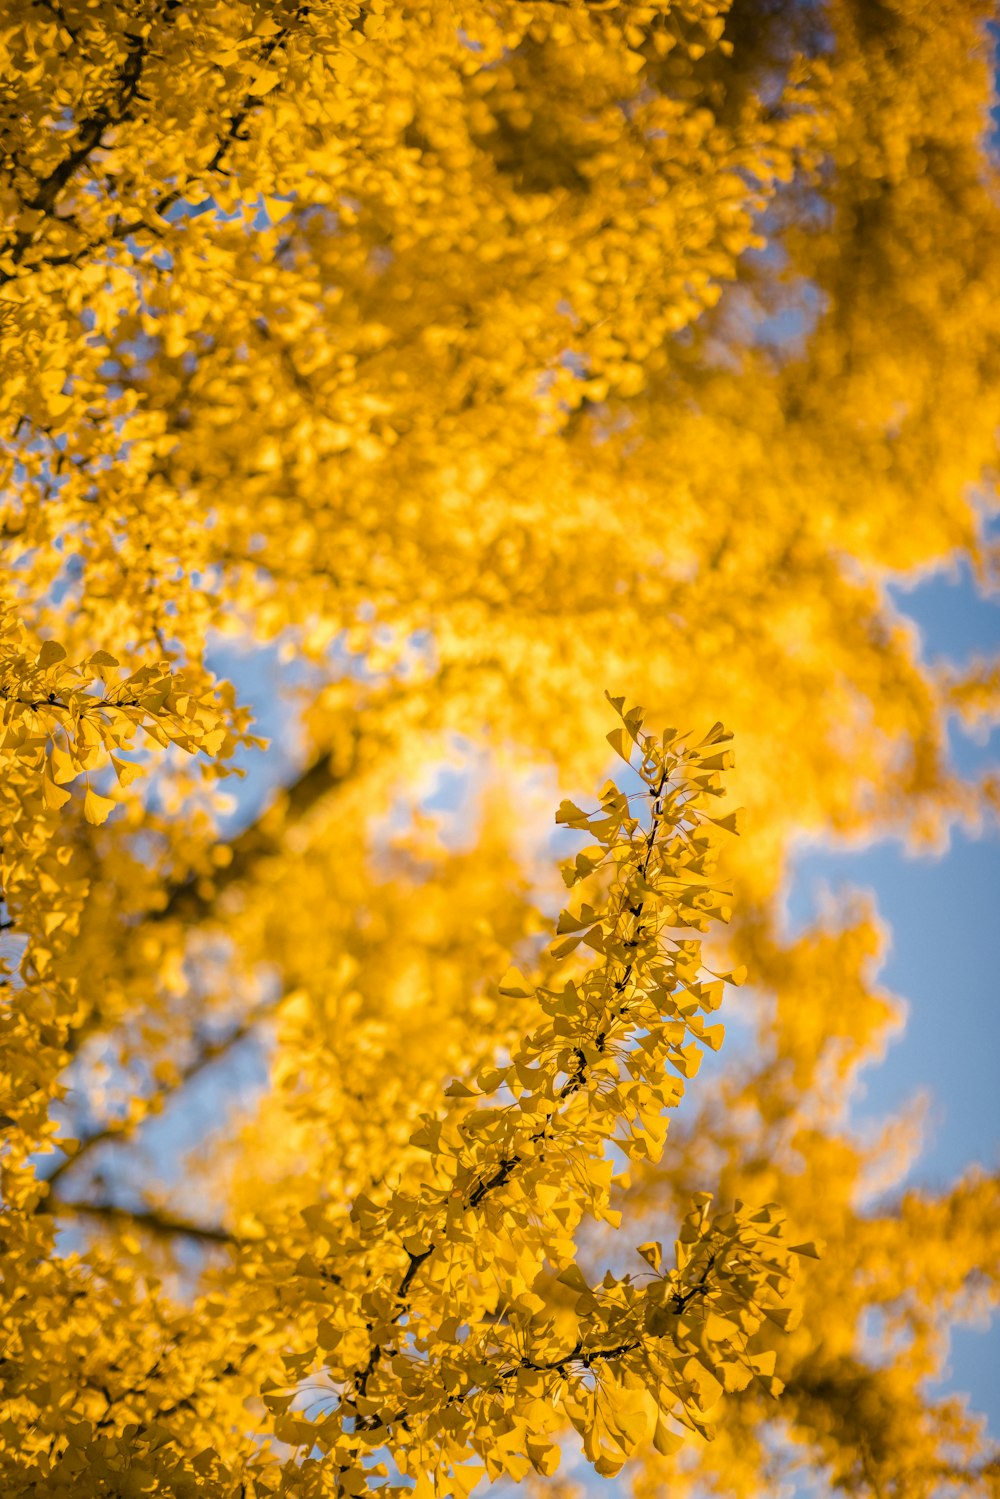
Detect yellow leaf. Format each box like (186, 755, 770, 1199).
(606, 726, 632, 762)
(251, 67, 281, 94)
(86, 650, 119, 672)
(448, 1463, 484, 1499)
(525, 1435, 560, 1476)
(263, 195, 294, 222)
(653, 1416, 683, 1456)
(556, 1263, 590, 1294)
(498, 966, 533, 998)
(110, 754, 142, 787)
(42, 775, 71, 810)
(37, 640, 67, 668)
(50, 745, 78, 784)
(84, 787, 117, 825)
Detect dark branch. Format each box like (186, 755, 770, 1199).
(47, 1198, 237, 1246)
(671, 1250, 718, 1313)
(2, 3, 174, 278)
(2, 4, 307, 282)
(155, 738, 358, 923)
(42, 998, 280, 1192)
(467, 1154, 520, 1209)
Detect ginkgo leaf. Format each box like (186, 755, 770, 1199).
(549, 931, 586, 958)
(525, 1435, 560, 1477)
(498, 966, 533, 998)
(83, 787, 117, 825)
(637, 1241, 662, 1271)
(110, 754, 142, 787)
(653, 1416, 684, 1456)
(556, 1264, 591, 1294)
(607, 726, 633, 761)
(41, 775, 71, 810)
(555, 799, 589, 827)
(86, 650, 119, 671)
(250, 67, 281, 94)
(36, 640, 67, 668)
(48, 745, 78, 785)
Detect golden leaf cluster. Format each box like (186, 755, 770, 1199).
(1, 0, 997, 1495)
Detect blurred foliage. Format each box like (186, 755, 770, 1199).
(0, 0, 998, 1494)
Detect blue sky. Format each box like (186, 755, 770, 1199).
(781, 561, 999, 1435)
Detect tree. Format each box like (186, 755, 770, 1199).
(0, 0, 997, 1495)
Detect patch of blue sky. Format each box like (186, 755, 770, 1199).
(204, 615, 437, 839)
(782, 560, 999, 1433)
(204, 634, 323, 833)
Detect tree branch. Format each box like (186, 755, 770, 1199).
(2, 4, 308, 282)
(47, 1198, 237, 1246)
(343, 760, 680, 1427)
(154, 736, 359, 924)
(42, 996, 281, 1193)
(2, 1, 177, 279)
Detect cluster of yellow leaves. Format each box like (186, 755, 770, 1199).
(0, 0, 997, 1495)
(245, 704, 804, 1496)
(1, 0, 994, 886)
(0, 597, 252, 1156)
(0, 0, 819, 667)
(0, 705, 808, 1496)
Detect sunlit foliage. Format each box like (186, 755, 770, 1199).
(1, 0, 997, 1494)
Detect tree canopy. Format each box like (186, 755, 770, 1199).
(1, 1, 997, 1495)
